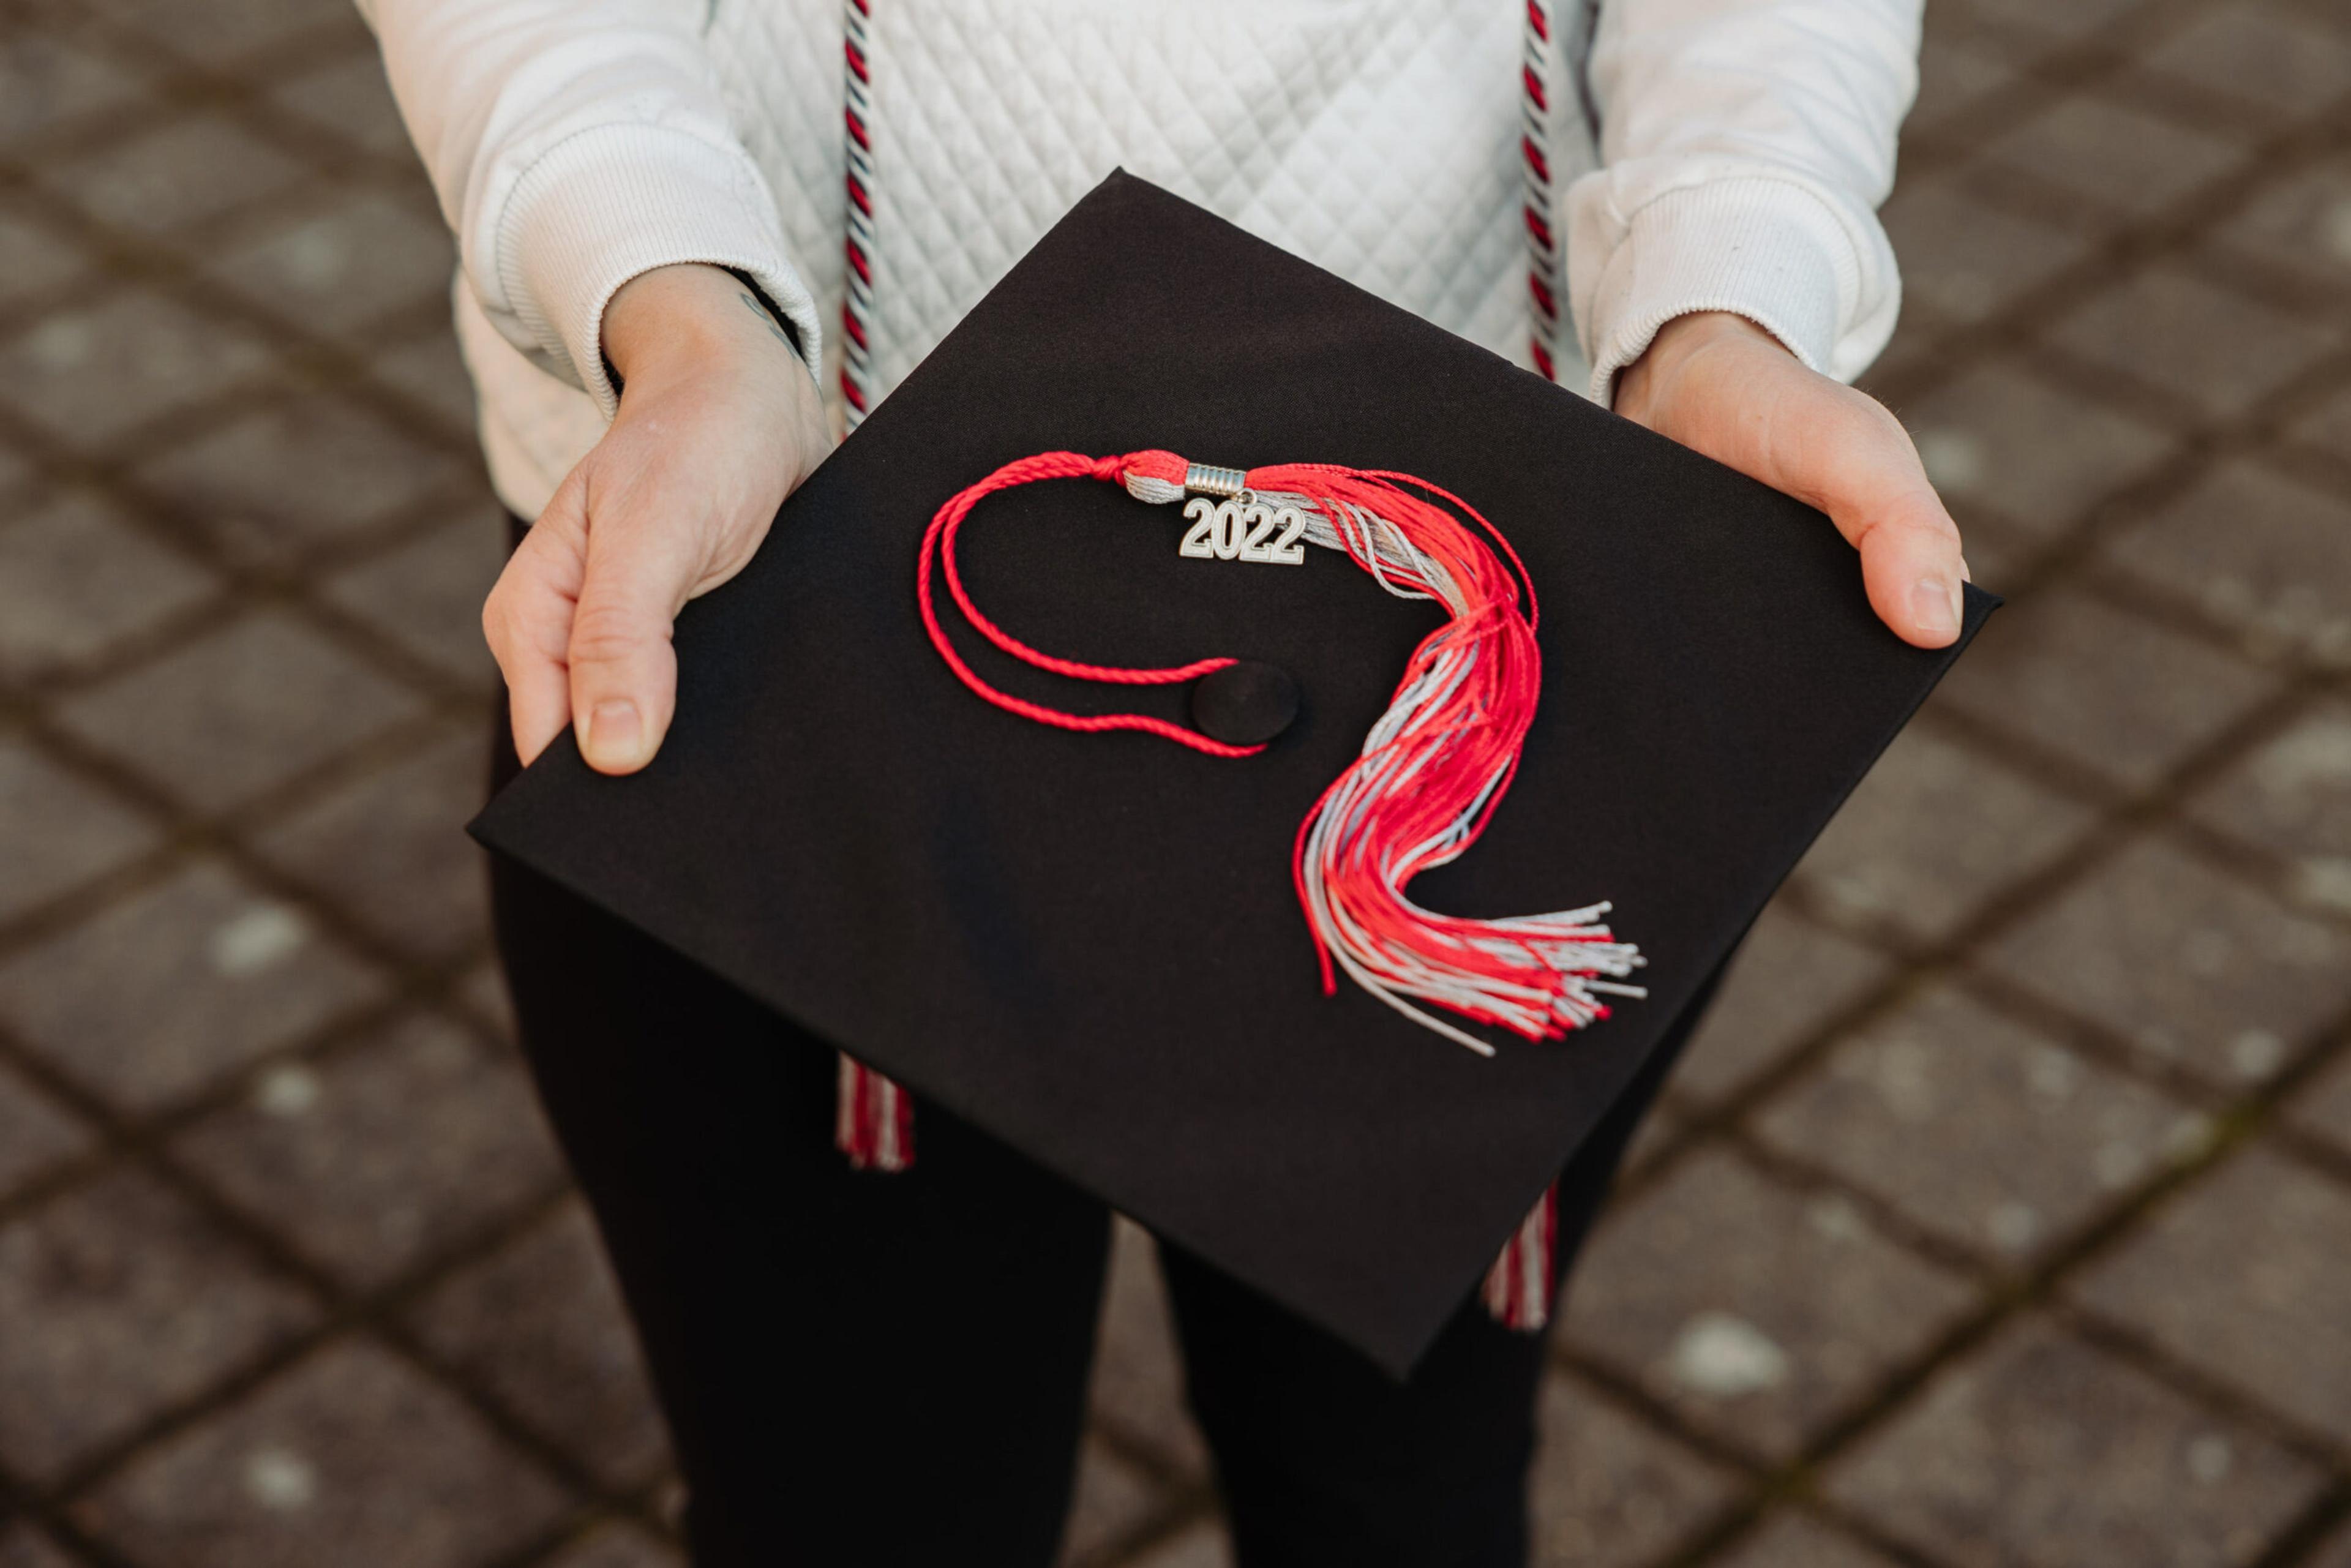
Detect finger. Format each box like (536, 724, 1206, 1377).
(566, 493, 702, 775)
(1758, 378, 1969, 650)
(484, 482, 588, 766)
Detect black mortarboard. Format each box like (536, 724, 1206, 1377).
(472, 171, 1995, 1375)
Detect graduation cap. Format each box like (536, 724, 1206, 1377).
(472, 170, 1995, 1375)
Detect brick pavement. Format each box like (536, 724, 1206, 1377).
(0, 0, 2346, 1562)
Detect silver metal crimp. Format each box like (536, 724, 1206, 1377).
(1183, 462, 1247, 498)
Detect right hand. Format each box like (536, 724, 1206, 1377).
(484, 261, 834, 773)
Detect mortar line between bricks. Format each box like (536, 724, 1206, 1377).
(1906, 61, 2347, 239)
(2254, 1482, 2351, 1568)
(21, 0, 387, 129)
(0, 688, 680, 1545)
(0, 241, 465, 446)
(0, 489, 503, 711)
(1869, 98, 2351, 421)
(1083, 1408, 1213, 1494)
(2167, 263, 2351, 354)
(0, 68, 218, 173)
(1923, 673, 2351, 942)
(506, 1511, 680, 1568)
(1067, 1487, 1226, 1568)
(1685, 1012, 2351, 1556)
(0, 879, 513, 1253)
(1873, 182, 2351, 448)
(0, 521, 503, 705)
(0, 1460, 156, 1568)
(1748, 1497, 1951, 1568)
(0, 880, 529, 1232)
(1734, 682, 2351, 1162)
(2059, 1268, 2351, 1470)
(0, 695, 497, 957)
(1592, 689, 2351, 1559)
(10, 0, 2349, 1563)
(1526, 592, 2344, 1210)
(1896, 0, 2224, 176)
(0, 1148, 678, 1549)
(1568, 1098, 2351, 1568)
(0, 167, 488, 464)
(2061, 557, 2351, 695)
(1648, 1483, 1954, 1568)
(1633, 821, 2199, 1212)
(1525, 1360, 1788, 1568)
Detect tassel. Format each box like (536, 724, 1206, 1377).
(915, 449, 1644, 1052)
(868, 448, 1643, 1328)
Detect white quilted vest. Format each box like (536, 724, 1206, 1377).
(713, 0, 1597, 418)
(458, 0, 1600, 512)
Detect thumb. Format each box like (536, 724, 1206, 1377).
(566, 507, 700, 775)
(1783, 392, 1970, 650)
(1843, 473, 1970, 651)
(1622, 315, 1970, 650)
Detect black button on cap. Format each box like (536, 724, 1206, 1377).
(1190, 661, 1301, 747)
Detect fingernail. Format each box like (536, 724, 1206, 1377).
(582, 698, 643, 769)
(1911, 576, 1961, 639)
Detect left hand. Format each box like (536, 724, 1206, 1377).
(1613, 312, 1968, 649)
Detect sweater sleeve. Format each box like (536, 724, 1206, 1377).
(1565, 0, 1919, 403)
(354, 0, 822, 417)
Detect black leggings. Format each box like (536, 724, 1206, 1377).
(489, 703, 1703, 1568)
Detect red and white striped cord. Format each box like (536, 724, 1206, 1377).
(1482, 1179, 1559, 1329)
(836, 1050, 912, 1171)
(1522, 0, 1566, 383)
(839, 0, 876, 424)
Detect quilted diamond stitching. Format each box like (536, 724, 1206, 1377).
(702, 0, 1573, 407)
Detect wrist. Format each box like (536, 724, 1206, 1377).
(1614, 312, 1782, 426)
(603, 263, 788, 392)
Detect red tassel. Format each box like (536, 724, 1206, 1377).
(915, 449, 1641, 1054)
(895, 448, 1641, 1329)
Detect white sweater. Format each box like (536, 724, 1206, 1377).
(358, 0, 1919, 520)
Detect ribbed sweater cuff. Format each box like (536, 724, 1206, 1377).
(495, 122, 822, 418)
(1583, 176, 1856, 406)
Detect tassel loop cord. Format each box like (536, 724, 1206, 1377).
(916, 449, 1261, 757)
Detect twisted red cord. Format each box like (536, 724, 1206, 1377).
(916, 449, 1263, 757)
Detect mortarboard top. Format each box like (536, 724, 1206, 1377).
(472, 170, 1996, 1375)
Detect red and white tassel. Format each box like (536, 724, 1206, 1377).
(851, 448, 1641, 1330)
(1242, 461, 1646, 1054)
(910, 449, 1646, 1050)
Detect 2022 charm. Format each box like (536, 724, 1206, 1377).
(1179, 495, 1308, 565)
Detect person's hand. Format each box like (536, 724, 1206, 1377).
(1613, 312, 1968, 649)
(485, 263, 833, 773)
